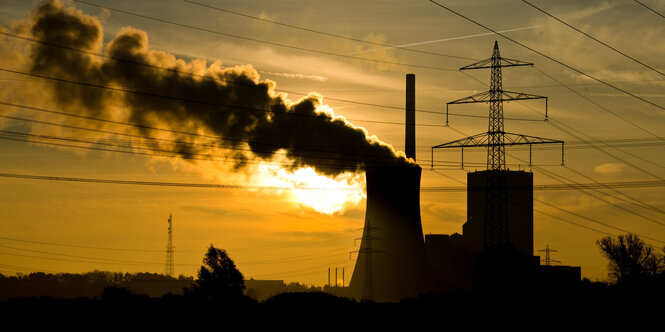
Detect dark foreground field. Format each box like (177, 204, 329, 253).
(2, 281, 663, 327)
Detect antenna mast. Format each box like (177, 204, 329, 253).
(165, 213, 174, 277)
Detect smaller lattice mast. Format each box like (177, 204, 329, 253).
(165, 213, 174, 277)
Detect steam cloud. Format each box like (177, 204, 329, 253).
(16, 1, 410, 178)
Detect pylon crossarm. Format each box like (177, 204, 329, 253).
(501, 90, 546, 102)
(460, 57, 534, 70)
(354, 236, 382, 246)
(447, 91, 492, 105)
(447, 90, 546, 105)
(502, 132, 563, 146)
(433, 132, 562, 149)
(432, 132, 489, 149)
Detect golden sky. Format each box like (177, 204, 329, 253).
(1, 0, 664, 286)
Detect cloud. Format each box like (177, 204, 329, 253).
(593, 163, 624, 175)
(12, 0, 411, 178)
(260, 71, 328, 81)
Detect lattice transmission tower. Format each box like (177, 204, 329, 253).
(538, 244, 561, 266)
(432, 41, 564, 249)
(350, 220, 383, 302)
(165, 213, 174, 277)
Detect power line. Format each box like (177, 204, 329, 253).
(0, 128, 461, 171)
(505, 77, 665, 89)
(428, 168, 626, 239)
(458, 63, 665, 217)
(469, 66, 665, 175)
(9, 3, 662, 147)
(498, 126, 665, 228)
(532, 67, 665, 143)
(0, 251, 162, 267)
(0, 172, 363, 191)
(428, 0, 665, 112)
(464, 65, 665, 162)
(0, 263, 61, 274)
(532, 163, 665, 228)
(462, 57, 665, 141)
(0, 114, 560, 169)
(0, 245, 198, 266)
(0, 236, 349, 266)
(0, 236, 200, 253)
(634, 0, 665, 20)
(512, 105, 665, 218)
(71, 0, 456, 72)
(0, 100, 544, 169)
(563, 164, 665, 216)
(0, 125, 470, 170)
(546, 119, 665, 180)
(181, 0, 476, 61)
(0, 30, 544, 123)
(531, 193, 665, 244)
(533, 208, 614, 237)
(442, 124, 665, 242)
(0, 131, 323, 170)
(0, 101, 422, 163)
(522, 0, 665, 78)
(2, 170, 665, 192)
(0, 126, 423, 170)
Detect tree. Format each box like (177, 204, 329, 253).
(191, 244, 245, 300)
(596, 233, 663, 285)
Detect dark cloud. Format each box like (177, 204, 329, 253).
(26, 0, 410, 176)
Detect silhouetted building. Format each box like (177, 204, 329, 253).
(464, 170, 533, 256)
(425, 233, 475, 292)
(539, 265, 582, 288)
(425, 169, 582, 291)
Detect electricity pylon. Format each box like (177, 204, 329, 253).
(538, 244, 561, 266)
(350, 220, 383, 302)
(432, 41, 564, 249)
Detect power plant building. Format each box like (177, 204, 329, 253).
(464, 170, 534, 256)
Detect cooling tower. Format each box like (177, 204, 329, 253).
(348, 165, 431, 302)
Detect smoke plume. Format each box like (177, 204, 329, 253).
(12, 1, 411, 180)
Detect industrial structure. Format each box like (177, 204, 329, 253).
(432, 40, 563, 251)
(346, 42, 579, 301)
(348, 74, 431, 302)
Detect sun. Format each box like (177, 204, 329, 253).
(289, 168, 365, 215)
(257, 165, 366, 215)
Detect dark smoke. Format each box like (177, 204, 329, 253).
(25, 0, 410, 176)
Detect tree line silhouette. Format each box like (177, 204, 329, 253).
(2, 237, 665, 314)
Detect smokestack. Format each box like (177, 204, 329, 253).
(405, 74, 416, 160)
(348, 166, 431, 301)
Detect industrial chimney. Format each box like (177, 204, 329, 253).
(405, 73, 416, 160)
(348, 74, 430, 302)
